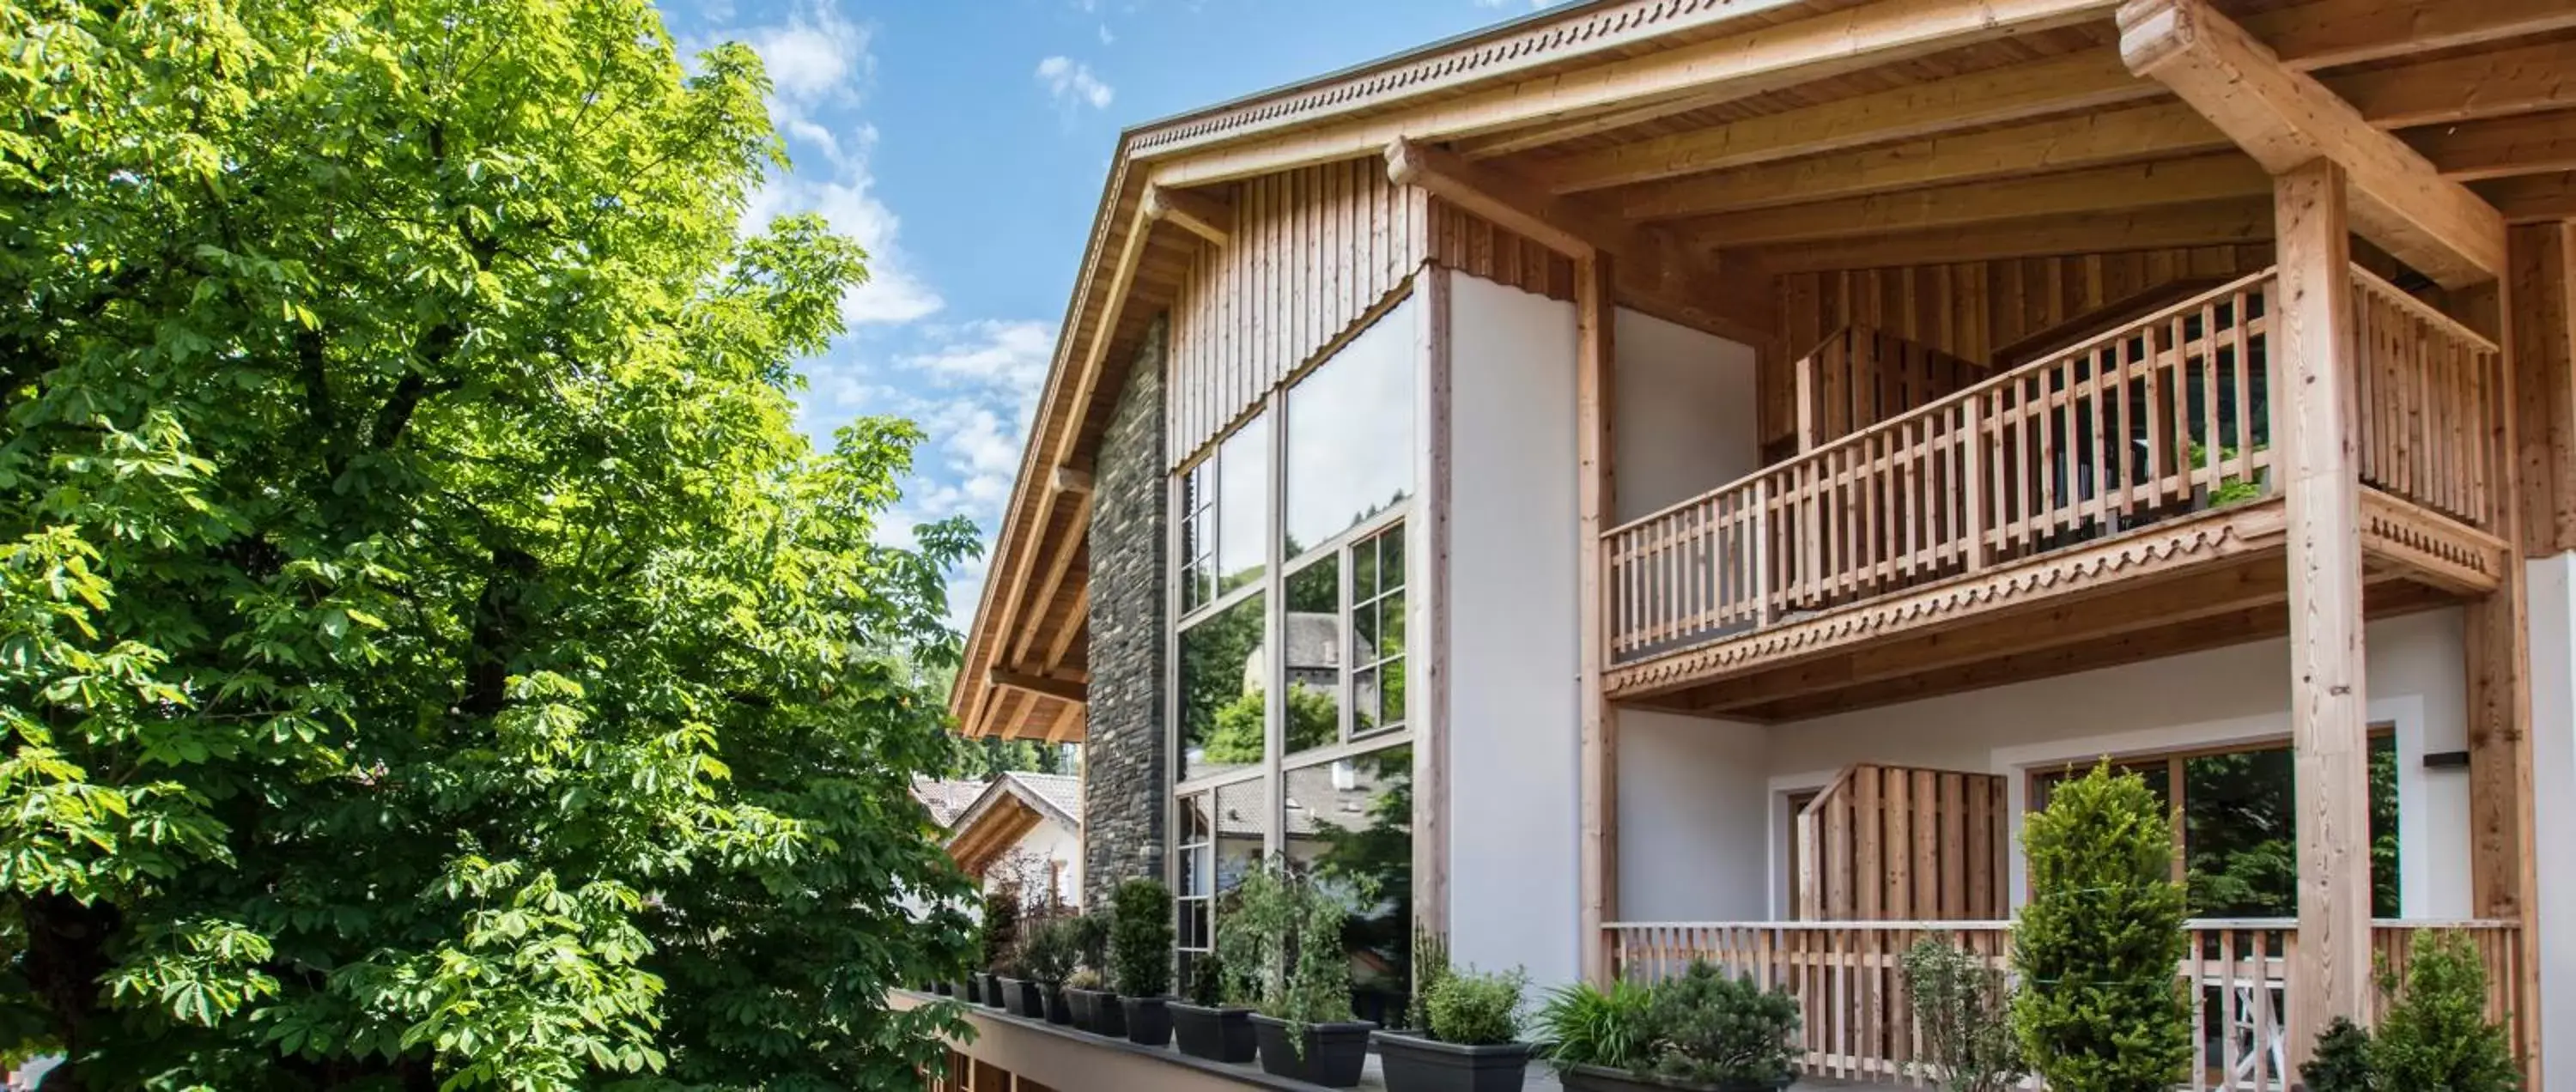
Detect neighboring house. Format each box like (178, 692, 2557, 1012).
(911, 776, 987, 830)
(945, 772, 1085, 910)
(936, 1, 2576, 1089)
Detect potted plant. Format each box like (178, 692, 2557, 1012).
(1022, 916, 1081, 1026)
(1900, 936, 2023, 1092)
(1636, 962, 1800, 1091)
(2011, 762, 2190, 1092)
(975, 889, 1019, 1010)
(1376, 965, 1533, 1092)
(1111, 878, 1176, 1048)
(1535, 979, 1656, 1090)
(1217, 858, 1376, 1088)
(1064, 968, 1118, 1034)
(1170, 952, 1257, 1063)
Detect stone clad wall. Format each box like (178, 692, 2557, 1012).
(1083, 317, 1167, 908)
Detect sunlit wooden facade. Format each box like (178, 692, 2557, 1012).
(951, 0, 2576, 1088)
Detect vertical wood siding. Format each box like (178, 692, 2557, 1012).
(1164, 160, 1571, 468)
(1770, 245, 2276, 452)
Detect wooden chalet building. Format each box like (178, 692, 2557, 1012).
(940, 0, 2576, 1088)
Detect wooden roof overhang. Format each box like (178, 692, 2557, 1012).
(944, 778, 1080, 879)
(951, 0, 2576, 740)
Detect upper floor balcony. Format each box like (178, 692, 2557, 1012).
(1603, 265, 2510, 719)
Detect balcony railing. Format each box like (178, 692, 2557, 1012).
(1606, 918, 2528, 1092)
(1605, 265, 2505, 664)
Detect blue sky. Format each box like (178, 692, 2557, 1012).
(659, 0, 1553, 623)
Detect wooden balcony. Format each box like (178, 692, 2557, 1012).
(1603, 266, 2510, 718)
(1606, 918, 2528, 1092)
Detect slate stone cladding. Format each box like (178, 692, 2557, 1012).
(1083, 316, 1168, 908)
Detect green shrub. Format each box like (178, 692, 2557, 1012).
(2372, 930, 2520, 1092)
(981, 890, 1024, 975)
(1213, 857, 1354, 1028)
(1534, 980, 1656, 1071)
(1066, 967, 1106, 992)
(1902, 936, 2023, 1092)
(1066, 913, 1110, 974)
(2011, 761, 2191, 1092)
(1020, 916, 1081, 986)
(1642, 962, 1800, 1086)
(1109, 878, 1175, 998)
(1188, 952, 1229, 1007)
(1425, 968, 1527, 1046)
(2300, 1016, 2375, 1092)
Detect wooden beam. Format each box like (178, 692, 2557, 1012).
(1613, 101, 2233, 223)
(1150, 0, 2121, 189)
(2331, 39, 2576, 130)
(1576, 254, 1619, 984)
(2408, 110, 2576, 184)
(987, 668, 1088, 706)
(2120, 0, 2506, 287)
(1686, 154, 2270, 247)
(2515, 222, 2576, 557)
(2274, 159, 2373, 1065)
(1048, 465, 1094, 495)
(2481, 172, 2576, 224)
(2241, 0, 2576, 70)
(1749, 196, 2274, 274)
(1141, 185, 1231, 247)
(1386, 137, 1778, 343)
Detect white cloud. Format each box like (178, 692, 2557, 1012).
(740, 3, 872, 107)
(1035, 56, 1115, 112)
(1097, 23, 1115, 45)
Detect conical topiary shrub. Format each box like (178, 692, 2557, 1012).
(2011, 761, 2191, 1092)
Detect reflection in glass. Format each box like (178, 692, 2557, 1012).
(1352, 524, 1406, 737)
(1179, 460, 1218, 612)
(1285, 303, 1415, 556)
(1288, 746, 1413, 1026)
(1284, 556, 1343, 757)
(2184, 737, 2398, 918)
(1180, 594, 1266, 782)
(1218, 413, 1271, 592)
(1214, 780, 1265, 901)
(1177, 793, 1213, 952)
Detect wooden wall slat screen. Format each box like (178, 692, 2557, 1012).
(1794, 764, 2008, 921)
(1795, 325, 1989, 451)
(1163, 160, 1571, 469)
(1772, 246, 2276, 452)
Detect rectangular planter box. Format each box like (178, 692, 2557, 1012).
(973, 973, 1002, 1008)
(1249, 1014, 1376, 1089)
(1121, 995, 1172, 1048)
(1375, 1030, 1532, 1092)
(995, 977, 1041, 1018)
(1169, 1002, 1256, 1064)
(1042, 984, 1073, 1026)
(1066, 987, 1127, 1037)
(1554, 1063, 1789, 1092)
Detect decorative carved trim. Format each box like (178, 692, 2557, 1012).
(2360, 489, 2507, 595)
(1605, 501, 2289, 698)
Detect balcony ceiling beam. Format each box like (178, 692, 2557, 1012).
(1686, 154, 2272, 248)
(1151, 0, 2120, 190)
(1141, 184, 1231, 247)
(1385, 137, 1777, 344)
(987, 668, 1087, 707)
(1746, 197, 2275, 274)
(2120, 0, 2506, 287)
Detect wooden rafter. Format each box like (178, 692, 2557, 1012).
(1151, 0, 2122, 189)
(2119, 0, 2506, 287)
(2407, 110, 2576, 184)
(987, 668, 1087, 707)
(2482, 172, 2576, 223)
(2333, 39, 2576, 130)
(1748, 197, 2274, 273)
(1686, 153, 2270, 247)
(1142, 185, 1231, 246)
(2245, 0, 2576, 70)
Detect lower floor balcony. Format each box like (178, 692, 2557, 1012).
(1603, 919, 2528, 1092)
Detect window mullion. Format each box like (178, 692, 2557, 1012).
(1263, 386, 1288, 861)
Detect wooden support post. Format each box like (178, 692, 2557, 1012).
(1577, 253, 1620, 985)
(2275, 159, 2373, 1064)
(2516, 223, 2576, 558)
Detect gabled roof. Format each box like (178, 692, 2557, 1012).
(944, 772, 1084, 878)
(912, 777, 988, 828)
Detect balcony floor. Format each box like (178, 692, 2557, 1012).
(1608, 494, 2503, 721)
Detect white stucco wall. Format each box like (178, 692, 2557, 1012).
(1611, 308, 1763, 523)
(1620, 711, 1771, 920)
(1759, 610, 2472, 920)
(981, 819, 1084, 910)
(2525, 554, 2576, 1092)
(1444, 272, 1582, 988)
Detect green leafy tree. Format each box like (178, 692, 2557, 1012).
(2012, 762, 2191, 1092)
(2372, 931, 2522, 1092)
(0, 0, 976, 1086)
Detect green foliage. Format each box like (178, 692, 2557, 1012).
(2300, 1016, 2377, 1092)
(982, 892, 1024, 975)
(1409, 925, 1452, 1032)
(1213, 857, 1354, 1030)
(1901, 937, 2025, 1092)
(2189, 441, 2270, 505)
(1066, 912, 1110, 974)
(1424, 968, 1526, 1046)
(1200, 683, 1338, 764)
(1534, 980, 1656, 1071)
(1066, 968, 1106, 992)
(1641, 962, 1800, 1086)
(2012, 762, 2193, 1092)
(1109, 879, 1175, 998)
(1020, 917, 1082, 987)
(0, 0, 981, 1086)
(2372, 931, 2521, 1092)
(1188, 952, 1230, 1007)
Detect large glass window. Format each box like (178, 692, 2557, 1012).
(1285, 310, 1415, 557)
(1169, 294, 1419, 1014)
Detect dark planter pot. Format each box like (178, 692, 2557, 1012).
(1169, 1002, 1256, 1063)
(1554, 1063, 1791, 1092)
(1121, 995, 1173, 1048)
(932, 980, 955, 998)
(994, 976, 1038, 1018)
(1041, 984, 1074, 1026)
(1066, 987, 1127, 1037)
(973, 973, 1002, 1008)
(1374, 1031, 1532, 1092)
(1249, 1014, 1377, 1089)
